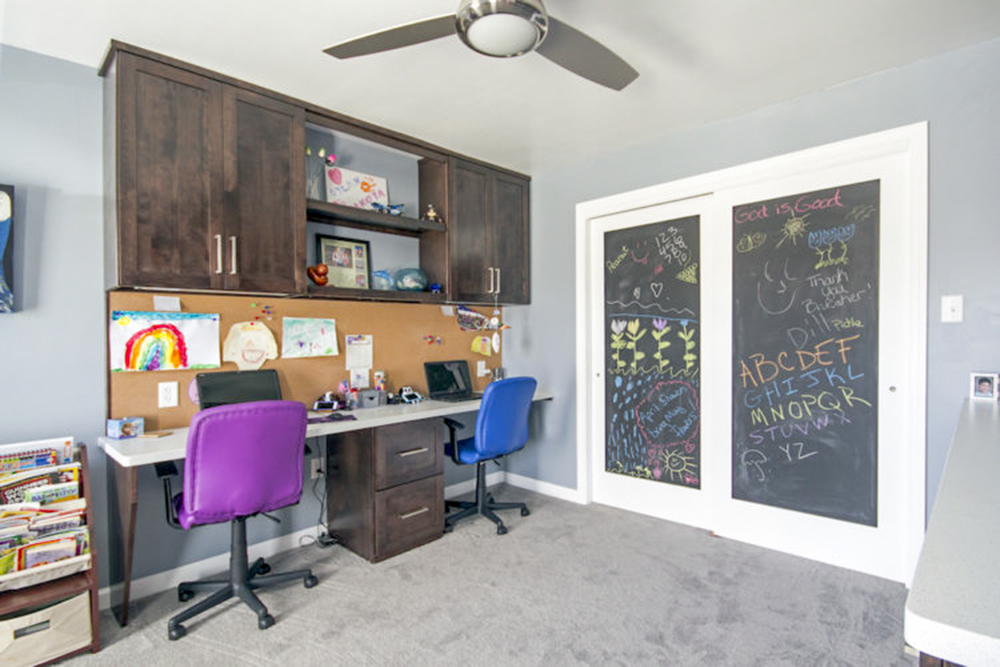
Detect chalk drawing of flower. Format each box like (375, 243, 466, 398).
(652, 318, 668, 331)
(611, 319, 627, 335)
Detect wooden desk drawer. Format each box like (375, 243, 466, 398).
(374, 475, 444, 561)
(375, 419, 443, 489)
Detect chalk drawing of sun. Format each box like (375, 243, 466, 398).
(776, 213, 810, 248)
(661, 448, 698, 483)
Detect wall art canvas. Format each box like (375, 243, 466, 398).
(109, 311, 221, 372)
(0, 185, 13, 313)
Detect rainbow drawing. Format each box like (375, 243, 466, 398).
(109, 311, 220, 372)
(124, 323, 189, 371)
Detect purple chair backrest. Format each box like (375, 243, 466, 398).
(182, 400, 308, 527)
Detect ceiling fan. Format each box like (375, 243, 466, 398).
(324, 0, 639, 91)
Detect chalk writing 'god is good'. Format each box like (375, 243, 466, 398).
(734, 188, 845, 224)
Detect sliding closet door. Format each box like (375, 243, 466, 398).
(588, 196, 721, 529)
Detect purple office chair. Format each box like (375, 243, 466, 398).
(163, 400, 317, 640)
(443, 376, 537, 534)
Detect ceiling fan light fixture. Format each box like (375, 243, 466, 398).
(457, 0, 549, 58)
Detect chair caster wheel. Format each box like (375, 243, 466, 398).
(168, 624, 186, 641)
(444, 524, 454, 533)
(258, 562, 271, 575)
(178, 588, 194, 602)
(304, 575, 318, 588)
(521, 507, 530, 517)
(497, 524, 508, 535)
(258, 614, 275, 630)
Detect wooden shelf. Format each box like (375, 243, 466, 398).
(306, 285, 446, 303)
(307, 200, 446, 234)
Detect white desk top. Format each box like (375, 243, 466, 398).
(100, 389, 554, 468)
(905, 399, 1000, 664)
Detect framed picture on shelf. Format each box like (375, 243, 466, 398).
(317, 235, 371, 289)
(970, 372, 998, 401)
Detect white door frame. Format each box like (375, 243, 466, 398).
(574, 123, 927, 583)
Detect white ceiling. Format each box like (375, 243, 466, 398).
(3, 0, 1000, 174)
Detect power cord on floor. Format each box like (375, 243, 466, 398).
(297, 461, 341, 550)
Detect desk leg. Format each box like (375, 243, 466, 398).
(107, 461, 138, 626)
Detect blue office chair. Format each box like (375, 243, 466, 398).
(160, 400, 318, 640)
(443, 376, 537, 535)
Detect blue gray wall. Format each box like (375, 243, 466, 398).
(507, 36, 1000, 518)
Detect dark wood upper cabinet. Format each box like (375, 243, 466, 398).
(113, 53, 224, 290)
(106, 48, 305, 293)
(103, 42, 528, 303)
(222, 87, 305, 293)
(449, 158, 530, 304)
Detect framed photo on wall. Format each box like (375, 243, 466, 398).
(0, 184, 13, 313)
(316, 235, 371, 289)
(970, 372, 998, 400)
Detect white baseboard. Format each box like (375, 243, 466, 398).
(99, 473, 580, 610)
(505, 471, 583, 503)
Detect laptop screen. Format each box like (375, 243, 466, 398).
(424, 360, 474, 399)
(195, 369, 282, 410)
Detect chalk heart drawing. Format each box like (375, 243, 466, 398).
(650, 282, 663, 299)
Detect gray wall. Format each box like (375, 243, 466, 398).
(507, 36, 1000, 518)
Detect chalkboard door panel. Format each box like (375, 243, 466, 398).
(732, 180, 879, 525)
(590, 197, 714, 528)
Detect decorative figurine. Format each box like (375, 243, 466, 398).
(307, 263, 329, 286)
(423, 204, 443, 224)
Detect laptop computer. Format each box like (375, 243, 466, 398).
(424, 360, 483, 402)
(195, 369, 282, 410)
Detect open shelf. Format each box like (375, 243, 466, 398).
(306, 284, 447, 303)
(307, 200, 446, 235)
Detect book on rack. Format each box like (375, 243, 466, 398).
(0, 437, 88, 578)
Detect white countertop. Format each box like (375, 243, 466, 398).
(100, 388, 554, 468)
(905, 398, 1000, 664)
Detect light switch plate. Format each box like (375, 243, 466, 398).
(477, 360, 488, 377)
(941, 295, 963, 323)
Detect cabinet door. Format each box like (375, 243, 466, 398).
(116, 54, 224, 289)
(222, 87, 306, 293)
(490, 171, 531, 304)
(449, 159, 491, 302)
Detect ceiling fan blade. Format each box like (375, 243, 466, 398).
(535, 16, 638, 91)
(325, 14, 457, 59)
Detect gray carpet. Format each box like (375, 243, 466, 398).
(69, 488, 915, 666)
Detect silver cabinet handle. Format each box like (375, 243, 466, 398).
(399, 507, 430, 520)
(398, 447, 428, 458)
(495, 267, 501, 295)
(487, 267, 495, 294)
(214, 234, 223, 274)
(229, 236, 238, 275)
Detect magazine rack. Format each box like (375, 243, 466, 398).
(0, 444, 100, 664)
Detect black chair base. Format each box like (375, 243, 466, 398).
(444, 460, 529, 535)
(168, 516, 318, 640)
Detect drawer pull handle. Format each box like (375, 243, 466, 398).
(398, 447, 428, 458)
(399, 507, 430, 520)
(14, 620, 50, 639)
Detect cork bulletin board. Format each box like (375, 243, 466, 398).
(107, 291, 503, 430)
